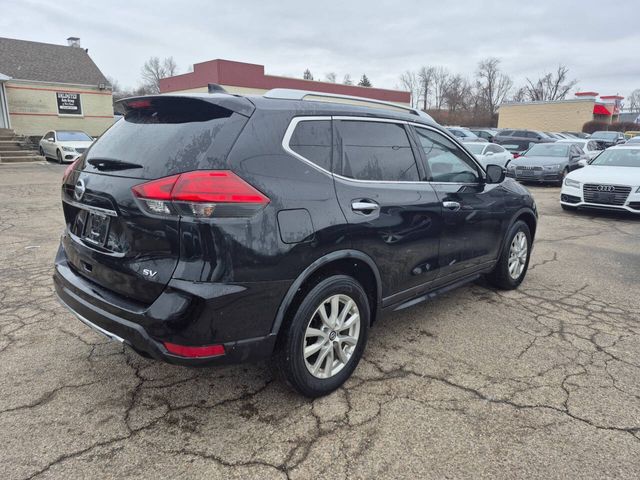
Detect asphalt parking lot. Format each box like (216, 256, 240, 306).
(1, 162, 639, 479)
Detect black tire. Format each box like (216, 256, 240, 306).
(39, 146, 46, 158)
(56, 149, 63, 164)
(486, 220, 532, 290)
(274, 275, 370, 398)
(561, 203, 577, 211)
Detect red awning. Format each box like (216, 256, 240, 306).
(593, 104, 611, 115)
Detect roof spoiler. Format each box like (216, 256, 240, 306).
(115, 93, 255, 117)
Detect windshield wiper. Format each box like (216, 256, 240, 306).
(88, 159, 143, 171)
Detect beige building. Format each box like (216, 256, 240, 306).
(0, 37, 114, 137)
(498, 92, 623, 132)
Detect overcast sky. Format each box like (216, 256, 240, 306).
(2, 0, 639, 99)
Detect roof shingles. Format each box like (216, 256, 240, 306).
(0, 37, 108, 86)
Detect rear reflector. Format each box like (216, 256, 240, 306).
(163, 342, 225, 358)
(132, 170, 269, 218)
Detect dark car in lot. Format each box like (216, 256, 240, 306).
(590, 130, 626, 149)
(494, 129, 555, 151)
(507, 142, 587, 184)
(54, 89, 538, 397)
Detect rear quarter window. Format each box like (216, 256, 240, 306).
(288, 120, 332, 171)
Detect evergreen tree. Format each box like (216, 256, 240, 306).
(358, 74, 372, 87)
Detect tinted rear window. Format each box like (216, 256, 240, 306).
(289, 120, 332, 171)
(85, 97, 248, 179)
(337, 121, 419, 182)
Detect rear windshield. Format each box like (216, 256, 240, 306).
(57, 131, 92, 141)
(85, 97, 247, 178)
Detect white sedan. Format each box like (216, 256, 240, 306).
(560, 145, 640, 214)
(39, 130, 94, 164)
(556, 138, 602, 160)
(464, 142, 513, 168)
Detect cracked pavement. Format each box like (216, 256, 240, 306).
(1, 163, 639, 479)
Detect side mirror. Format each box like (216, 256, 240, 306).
(485, 151, 494, 156)
(485, 164, 506, 184)
(578, 159, 588, 167)
(537, 136, 542, 140)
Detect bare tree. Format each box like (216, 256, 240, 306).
(476, 57, 512, 115)
(324, 72, 337, 83)
(418, 66, 435, 110)
(399, 70, 421, 108)
(140, 56, 179, 94)
(524, 65, 578, 101)
(443, 74, 472, 113)
(627, 89, 640, 112)
(303, 69, 314, 80)
(342, 74, 353, 85)
(432, 67, 450, 110)
(510, 86, 528, 103)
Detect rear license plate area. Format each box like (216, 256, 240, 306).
(83, 212, 110, 246)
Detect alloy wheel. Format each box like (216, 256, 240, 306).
(508, 231, 528, 280)
(303, 294, 361, 379)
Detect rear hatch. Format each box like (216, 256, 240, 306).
(61, 95, 254, 304)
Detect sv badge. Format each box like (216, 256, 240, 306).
(142, 268, 157, 278)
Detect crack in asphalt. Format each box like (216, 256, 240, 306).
(1, 170, 640, 479)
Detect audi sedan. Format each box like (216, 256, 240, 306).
(506, 142, 588, 184)
(560, 145, 640, 214)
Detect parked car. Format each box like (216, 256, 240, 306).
(563, 131, 590, 139)
(469, 128, 499, 142)
(625, 136, 640, 145)
(464, 141, 513, 167)
(507, 142, 588, 184)
(556, 138, 602, 160)
(39, 130, 94, 163)
(590, 131, 626, 149)
(494, 129, 555, 151)
(54, 91, 537, 397)
(446, 127, 488, 142)
(545, 132, 567, 140)
(560, 145, 640, 214)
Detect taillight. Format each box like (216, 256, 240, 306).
(62, 158, 82, 183)
(131, 170, 269, 218)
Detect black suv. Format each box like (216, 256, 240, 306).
(54, 91, 537, 397)
(494, 129, 555, 151)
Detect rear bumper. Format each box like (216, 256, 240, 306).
(53, 244, 286, 366)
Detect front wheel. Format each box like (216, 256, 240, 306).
(274, 275, 370, 397)
(486, 220, 532, 290)
(56, 149, 63, 164)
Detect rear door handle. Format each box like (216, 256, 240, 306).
(351, 200, 380, 214)
(443, 201, 461, 211)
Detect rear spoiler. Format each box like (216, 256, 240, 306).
(115, 93, 255, 117)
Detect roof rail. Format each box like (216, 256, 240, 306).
(263, 88, 435, 122)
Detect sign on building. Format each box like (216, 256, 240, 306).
(56, 92, 82, 115)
